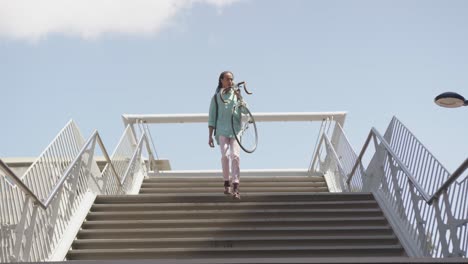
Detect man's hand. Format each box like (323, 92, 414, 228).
(208, 136, 215, 148)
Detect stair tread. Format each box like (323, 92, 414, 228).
(88, 208, 382, 215)
(141, 182, 327, 186)
(139, 187, 328, 190)
(60, 256, 463, 264)
(75, 234, 398, 243)
(79, 225, 393, 233)
(83, 216, 387, 224)
(143, 176, 326, 182)
(92, 200, 377, 207)
(95, 192, 374, 201)
(139, 189, 330, 194)
(90, 201, 378, 212)
(69, 244, 404, 252)
(98, 192, 373, 196)
(68, 173, 407, 260)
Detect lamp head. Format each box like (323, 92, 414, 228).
(434, 92, 467, 108)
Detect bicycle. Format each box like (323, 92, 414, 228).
(218, 81, 258, 153)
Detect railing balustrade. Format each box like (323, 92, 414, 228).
(383, 117, 452, 197)
(1, 112, 465, 261)
(319, 116, 467, 258)
(0, 121, 155, 262)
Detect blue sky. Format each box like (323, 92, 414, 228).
(1, 0, 467, 173)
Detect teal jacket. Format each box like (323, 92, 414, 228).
(208, 89, 242, 144)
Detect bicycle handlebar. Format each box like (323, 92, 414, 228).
(219, 81, 252, 103)
(236, 82, 252, 95)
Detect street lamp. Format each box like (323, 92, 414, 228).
(434, 92, 467, 108)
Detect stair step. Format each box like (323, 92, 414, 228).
(77, 226, 395, 239)
(72, 235, 399, 249)
(68, 173, 406, 261)
(90, 200, 379, 212)
(94, 193, 375, 204)
(59, 256, 468, 264)
(139, 187, 329, 194)
(143, 176, 326, 183)
(82, 216, 389, 229)
(67, 245, 405, 260)
(141, 182, 326, 188)
(86, 208, 382, 221)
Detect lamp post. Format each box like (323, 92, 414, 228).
(434, 92, 467, 108)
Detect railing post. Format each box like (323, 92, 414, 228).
(359, 133, 385, 192)
(433, 200, 451, 257)
(69, 159, 85, 200)
(48, 156, 83, 247)
(310, 135, 325, 174)
(441, 190, 465, 257)
(101, 166, 112, 195)
(322, 135, 349, 192)
(310, 119, 327, 174)
(47, 180, 66, 253)
(1, 223, 14, 262)
(43, 185, 65, 256)
(22, 203, 39, 262)
(408, 180, 430, 256)
(78, 137, 97, 196)
(387, 154, 408, 221)
(143, 124, 157, 172)
(347, 131, 373, 187)
(12, 196, 31, 262)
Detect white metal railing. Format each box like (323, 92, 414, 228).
(124, 112, 348, 173)
(1, 120, 87, 262)
(100, 125, 136, 195)
(122, 112, 347, 126)
(317, 116, 467, 258)
(310, 122, 364, 192)
(309, 117, 334, 173)
(0, 121, 155, 262)
(2, 112, 464, 260)
(317, 133, 348, 192)
(136, 120, 159, 172)
(383, 117, 452, 197)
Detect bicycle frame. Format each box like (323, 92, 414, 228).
(219, 81, 252, 104)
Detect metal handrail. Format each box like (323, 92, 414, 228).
(312, 117, 467, 257)
(309, 118, 329, 172)
(136, 120, 158, 170)
(347, 127, 431, 201)
(0, 130, 121, 210)
(384, 117, 452, 197)
(322, 133, 349, 190)
(331, 122, 360, 176)
(120, 132, 147, 185)
(428, 158, 468, 204)
(1, 121, 155, 262)
(348, 128, 468, 205)
(323, 134, 347, 177)
(43, 131, 122, 206)
(0, 160, 43, 207)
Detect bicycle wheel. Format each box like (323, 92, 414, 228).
(231, 104, 258, 153)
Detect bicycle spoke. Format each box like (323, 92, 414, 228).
(231, 104, 258, 153)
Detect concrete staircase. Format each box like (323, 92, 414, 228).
(67, 175, 406, 261)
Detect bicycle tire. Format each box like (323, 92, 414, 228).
(231, 104, 258, 153)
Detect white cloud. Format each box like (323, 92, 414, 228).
(0, 0, 241, 41)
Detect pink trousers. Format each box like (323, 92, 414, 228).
(219, 136, 240, 184)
